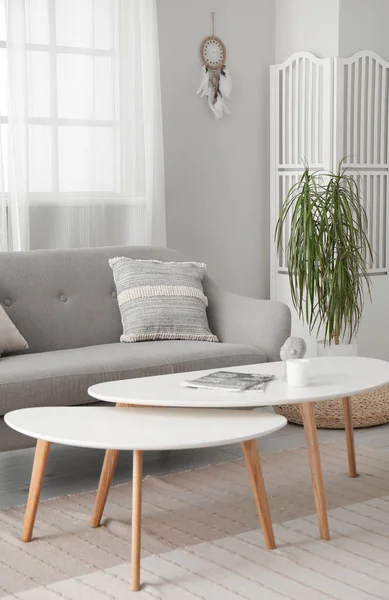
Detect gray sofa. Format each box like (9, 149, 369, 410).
(0, 245, 291, 451)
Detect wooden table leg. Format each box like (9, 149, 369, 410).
(91, 403, 129, 527)
(91, 449, 120, 528)
(343, 396, 358, 478)
(131, 450, 144, 592)
(22, 439, 51, 542)
(299, 402, 330, 541)
(241, 438, 276, 550)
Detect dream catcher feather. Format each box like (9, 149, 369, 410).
(197, 13, 232, 119)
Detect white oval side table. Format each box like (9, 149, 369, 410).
(5, 405, 287, 592)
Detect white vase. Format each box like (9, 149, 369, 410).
(316, 340, 358, 357)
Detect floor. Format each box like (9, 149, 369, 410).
(1, 410, 389, 509)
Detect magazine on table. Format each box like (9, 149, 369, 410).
(182, 371, 276, 392)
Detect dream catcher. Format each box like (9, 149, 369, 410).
(197, 13, 232, 119)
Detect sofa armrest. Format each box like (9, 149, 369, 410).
(204, 277, 291, 363)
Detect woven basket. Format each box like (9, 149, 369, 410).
(274, 385, 389, 429)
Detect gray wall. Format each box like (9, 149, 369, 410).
(156, 0, 275, 298)
(275, 0, 389, 63)
(275, 0, 340, 62)
(339, 0, 389, 60)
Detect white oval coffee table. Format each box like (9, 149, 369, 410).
(89, 356, 389, 408)
(5, 405, 286, 592)
(89, 356, 389, 545)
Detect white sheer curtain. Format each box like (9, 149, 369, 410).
(0, 0, 165, 251)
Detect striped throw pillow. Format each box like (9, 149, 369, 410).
(109, 257, 218, 343)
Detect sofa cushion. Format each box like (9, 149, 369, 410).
(0, 341, 266, 415)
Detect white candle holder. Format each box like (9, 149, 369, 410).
(286, 359, 309, 387)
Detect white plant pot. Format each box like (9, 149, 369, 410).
(316, 340, 358, 357)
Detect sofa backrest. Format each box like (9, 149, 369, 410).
(0, 245, 196, 354)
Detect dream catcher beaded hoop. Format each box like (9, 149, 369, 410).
(197, 13, 232, 119)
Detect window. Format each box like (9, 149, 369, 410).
(0, 0, 165, 251)
(0, 0, 121, 201)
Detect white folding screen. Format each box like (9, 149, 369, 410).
(335, 51, 389, 274)
(270, 51, 389, 358)
(270, 53, 332, 288)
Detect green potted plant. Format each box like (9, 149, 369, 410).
(275, 160, 372, 354)
(273, 161, 388, 429)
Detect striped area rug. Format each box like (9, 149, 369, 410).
(2, 440, 389, 599)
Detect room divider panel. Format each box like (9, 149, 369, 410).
(270, 51, 389, 358)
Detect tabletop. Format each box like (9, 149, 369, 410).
(88, 356, 389, 409)
(4, 406, 287, 451)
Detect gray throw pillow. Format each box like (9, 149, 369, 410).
(0, 305, 29, 354)
(110, 257, 218, 343)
